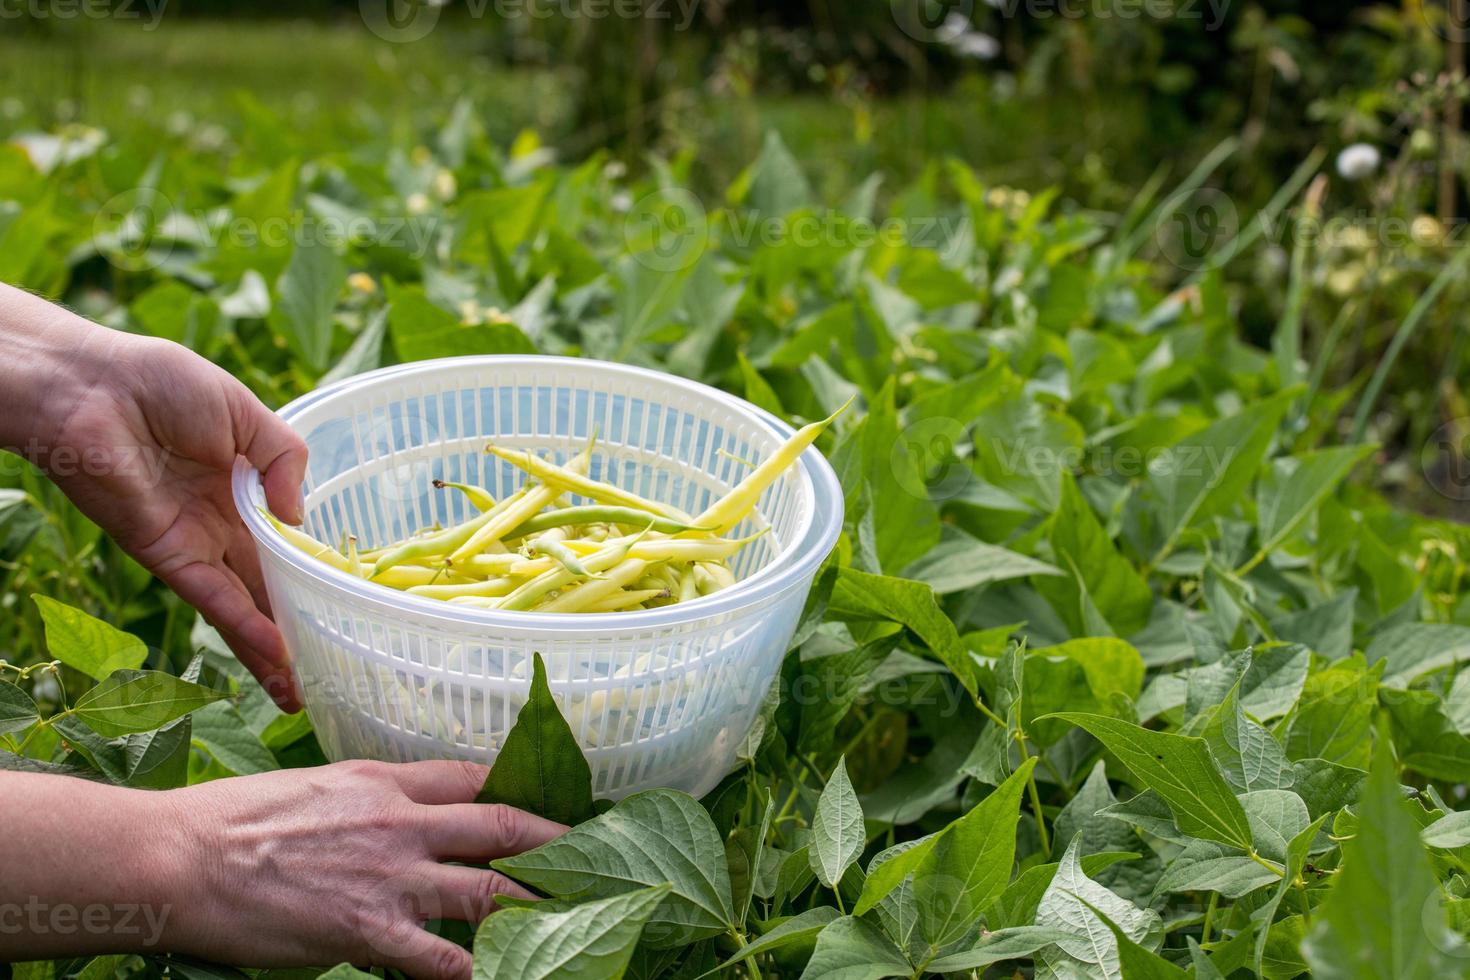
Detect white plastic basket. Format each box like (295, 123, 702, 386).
(233, 356, 843, 799)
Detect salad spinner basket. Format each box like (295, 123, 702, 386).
(233, 356, 843, 799)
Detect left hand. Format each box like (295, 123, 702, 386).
(34, 319, 308, 710)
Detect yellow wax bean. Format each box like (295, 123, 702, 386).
(260, 509, 356, 574)
(677, 563, 699, 603)
(371, 485, 535, 576)
(582, 588, 670, 613)
(408, 576, 518, 600)
(433, 479, 497, 513)
(484, 445, 692, 521)
(448, 447, 594, 563)
(537, 558, 650, 613)
(456, 554, 527, 575)
(690, 395, 853, 534)
(496, 534, 642, 611)
(695, 560, 737, 594)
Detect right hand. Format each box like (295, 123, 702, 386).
(161, 760, 564, 979)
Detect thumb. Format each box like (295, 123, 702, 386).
(231, 385, 309, 525)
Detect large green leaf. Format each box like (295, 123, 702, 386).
(809, 757, 864, 889)
(269, 236, 345, 370)
(471, 884, 669, 980)
(71, 670, 226, 738)
(190, 702, 279, 775)
(33, 596, 147, 681)
(1145, 391, 1293, 562)
(798, 916, 910, 980)
(1035, 837, 1163, 978)
(1368, 622, 1470, 689)
(492, 789, 734, 947)
(0, 681, 39, 736)
(1023, 639, 1145, 747)
(1249, 445, 1374, 565)
(388, 283, 536, 361)
(826, 568, 971, 694)
(900, 528, 1060, 595)
(1048, 713, 1254, 850)
(854, 758, 1035, 923)
(1037, 472, 1153, 637)
(477, 652, 596, 826)
(1303, 739, 1465, 977)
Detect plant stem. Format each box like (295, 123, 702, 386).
(1350, 247, 1470, 443)
(1247, 850, 1286, 878)
(1014, 733, 1051, 856)
(1201, 891, 1218, 945)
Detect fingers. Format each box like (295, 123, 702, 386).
(389, 760, 492, 805)
(429, 865, 538, 922)
(229, 383, 308, 525)
(166, 558, 302, 711)
(420, 802, 567, 862)
(372, 929, 473, 980)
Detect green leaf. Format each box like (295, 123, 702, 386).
(72, 670, 226, 738)
(1146, 391, 1294, 562)
(1037, 473, 1153, 637)
(1023, 639, 1145, 747)
(191, 701, 280, 775)
(492, 789, 734, 947)
(1202, 677, 1293, 792)
(925, 926, 1077, 973)
(1072, 895, 1189, 980)
(477, 652, 595, 825)
(984, 852, 1141, 930)
(1368, 622, 1470, 688)
(1285, 656, 1380, 768)
(798, 916, 910, 980)
(1303, 737, 1466, 977)
(743, 130, 813, 218)
(854, 758, 1036, 921)
(899, 528, 1061, 595)
(269, 237, 346, 371)
(471, 884, 670, 980)
(33, 596, 148, 681)
(1047, 712, 1254, 850)
(1252, 814, 1329, 975)
(1250, 445, 1375, 563)
(1423, 810, 1470, 849)
(1035, 837, 1163, 978)
(1151, 856, 1280, 900)
(827, 568, 971, 695)
(388, 283, 536, 362)
(0, 681, 39, 736)
(830, 379, 941, 573)
(809, 757, 865, 889)
(124, 715, 192, 789)
(720, 908, 841, 970)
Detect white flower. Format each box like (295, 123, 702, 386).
(1336, 143, 1381, 181)
(432, 169, 457, 201)
(406, 192, 431, 215)
(950, 30, 1000, 60)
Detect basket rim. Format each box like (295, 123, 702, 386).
(232, 355, 844, 633)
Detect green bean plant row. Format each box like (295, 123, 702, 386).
(2, 93, 1470, 980)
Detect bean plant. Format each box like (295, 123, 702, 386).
(2, 98, 1470, 979)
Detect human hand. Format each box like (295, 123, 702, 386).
(0, 761, 562, 977)
(4, 286, 309, 710)
(169, 760, 560, 978)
